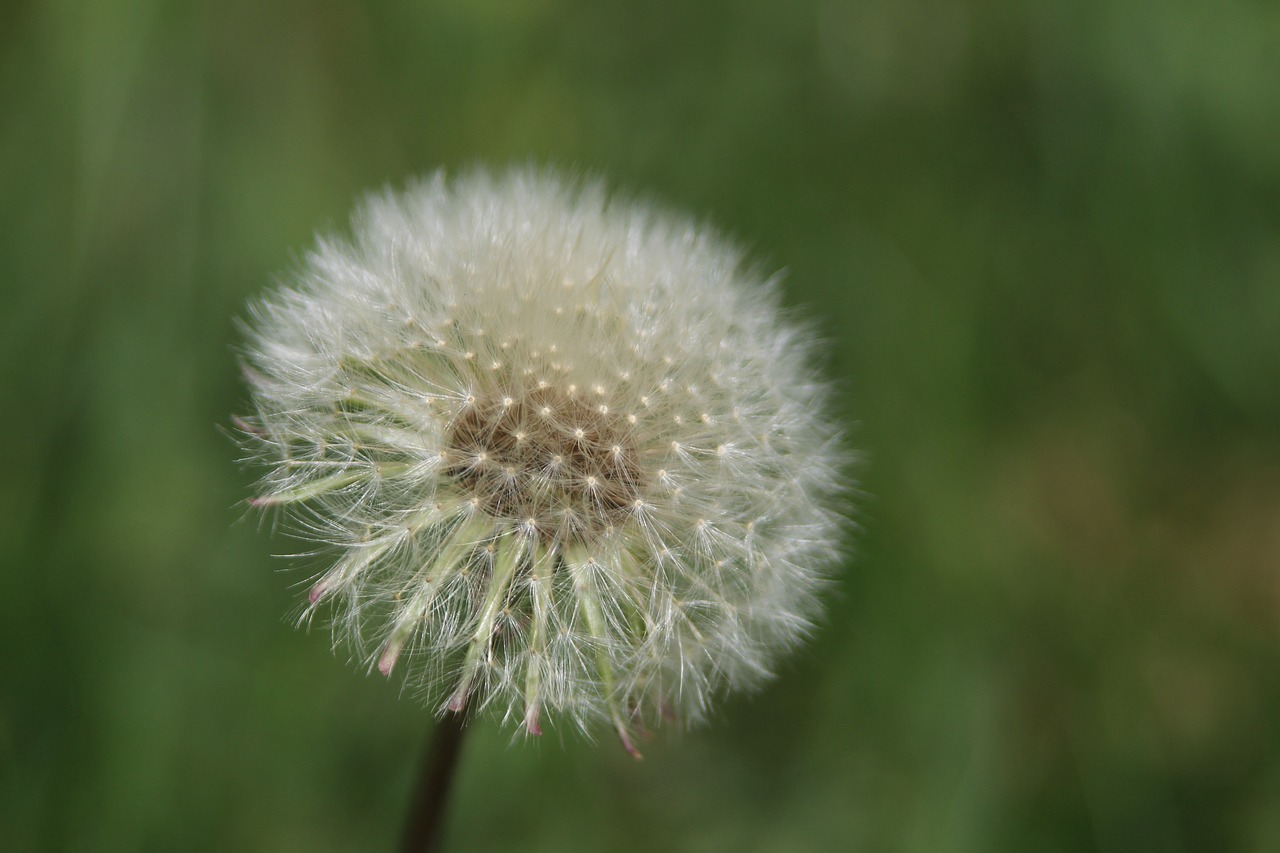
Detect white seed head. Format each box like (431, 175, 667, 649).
(238, 167, 849, 754)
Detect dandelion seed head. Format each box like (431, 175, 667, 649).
(238, 167, 849, 751)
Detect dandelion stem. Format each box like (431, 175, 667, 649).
(399, 710, 468, 853)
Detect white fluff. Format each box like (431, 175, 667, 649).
(239, 167, 848, 754)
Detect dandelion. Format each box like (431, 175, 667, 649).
(237, 167, 847, 757)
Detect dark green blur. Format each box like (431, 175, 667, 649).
(3, 1, 1278, 850)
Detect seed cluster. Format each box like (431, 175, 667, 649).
(444, 387, 644, 542)
(239, 168, 847, 753)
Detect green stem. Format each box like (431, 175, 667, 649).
(569, 548, 641, 759)
(522, 542, 556, 735)
(378, 516, 492, 675)
(449, 532, 523, 711)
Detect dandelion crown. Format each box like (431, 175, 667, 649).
(239, 168, 846, 755)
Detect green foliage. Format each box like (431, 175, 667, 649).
(2, 0, 1277, 850)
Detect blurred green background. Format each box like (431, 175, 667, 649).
(3, 0, 1278, 850)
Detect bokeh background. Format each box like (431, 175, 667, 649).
(3, 1, 1278, 850)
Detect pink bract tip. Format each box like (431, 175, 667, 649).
(617, 727, 643, 761)
(377, 639, 403, 677)
(230, 414, 263, 435)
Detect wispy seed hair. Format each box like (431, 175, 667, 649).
(238, 167, 849, 755)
